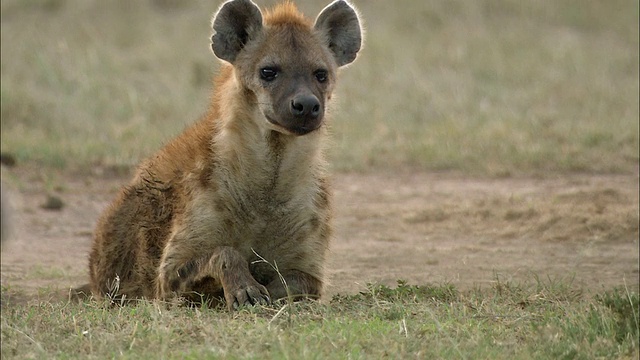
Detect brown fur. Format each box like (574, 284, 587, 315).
(83, 0, 361, 310)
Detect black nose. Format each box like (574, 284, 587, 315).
(290, 95, 321, 118)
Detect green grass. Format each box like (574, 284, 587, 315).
(1, 0, 638, 175)
(1, 279, 638, 359)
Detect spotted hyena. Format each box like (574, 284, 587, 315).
(82, 0, 362, 310)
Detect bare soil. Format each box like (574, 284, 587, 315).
(1, 167, 638, 304)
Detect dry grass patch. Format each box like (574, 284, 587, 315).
(1, 279, 638, 359)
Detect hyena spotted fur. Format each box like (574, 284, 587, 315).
(82, 0, 362, 310)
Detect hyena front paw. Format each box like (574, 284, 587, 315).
(224, 279, 270, 310)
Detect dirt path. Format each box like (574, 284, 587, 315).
(1, 168, 638, 303)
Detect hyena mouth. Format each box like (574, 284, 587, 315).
(266, 115, 322, 136)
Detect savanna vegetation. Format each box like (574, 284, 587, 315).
(1, 0, 638, 358)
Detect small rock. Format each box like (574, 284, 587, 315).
(41, 195, 64, 211)
(0, 153, 16, 167)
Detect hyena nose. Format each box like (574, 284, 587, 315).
(290, 95, 321, 119)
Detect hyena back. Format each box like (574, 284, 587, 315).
(86, 0, 362, 310)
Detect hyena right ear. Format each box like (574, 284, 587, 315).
(211, 0, 263, 63)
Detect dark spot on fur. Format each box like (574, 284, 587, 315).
(214, 198, 226, 212)
(178, 260, 198, 278)
(199, 164, 213, 188)
(309, 215, 320, 230)
(315, 179, 331, 209)
(169, 277, 182, 292)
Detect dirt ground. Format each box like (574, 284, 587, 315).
(1, 166, 638, 304)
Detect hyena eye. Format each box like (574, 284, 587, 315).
(260, 67, 279, 82)
(314, 70, 328, 83)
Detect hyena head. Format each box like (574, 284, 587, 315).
(211, 0, 362, 136)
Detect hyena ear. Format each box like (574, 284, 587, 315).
(211, 0, 263, 63)
(314, 0, 362, 67)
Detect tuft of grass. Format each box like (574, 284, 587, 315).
(0, 0, 638, 175)
(2, 278, 638, 359)
(333, 279, 459, 305)
(596, 288, 640, 344)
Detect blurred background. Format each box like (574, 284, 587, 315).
(1, 0, 638, 176)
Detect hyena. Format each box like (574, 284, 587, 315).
(83, 0, 362, 310)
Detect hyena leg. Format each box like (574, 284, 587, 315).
(266, 269, 322, 302)
(157, 246, 270, 310)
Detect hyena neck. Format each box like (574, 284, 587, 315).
(209, 71, 326, 195)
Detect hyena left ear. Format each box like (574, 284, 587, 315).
(211, 0, 263, 63)
(314, 0, 363, 67)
